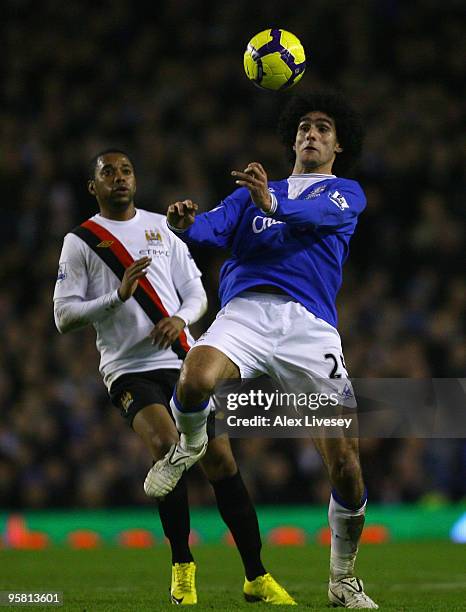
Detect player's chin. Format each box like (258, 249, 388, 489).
(110, 194, 132, 206)
(301, 159, 321, 172)
(300, 152, 320, 164)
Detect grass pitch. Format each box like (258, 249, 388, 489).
(1, 542, 464, 610)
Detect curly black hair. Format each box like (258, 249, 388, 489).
(277, 91, 364, 176)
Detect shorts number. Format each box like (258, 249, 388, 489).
(324, 353, 347, 379)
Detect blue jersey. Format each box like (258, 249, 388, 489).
(170, 174, 366, 328)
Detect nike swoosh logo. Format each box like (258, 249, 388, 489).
(329, 589, 345, 605)
(341, 578, 363, 593)
(168, 446, 192, 466)
(170, 594, 184, 604)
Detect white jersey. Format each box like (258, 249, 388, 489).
(53, 209, 204, 389)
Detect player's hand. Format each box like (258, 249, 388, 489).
(149, 316, 185, 349)
(232, 162, 272, 212)
(118, 257, 152, 302)
(167, 200, 198, 230)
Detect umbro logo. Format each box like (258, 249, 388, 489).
(305, 185, 326, 199)
(97, 240, 114, 248)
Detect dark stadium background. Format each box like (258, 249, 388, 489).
(0, 0, 464, 518)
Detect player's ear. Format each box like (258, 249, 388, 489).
(88, 179, 96, 196)
(335, 142, 343, 154)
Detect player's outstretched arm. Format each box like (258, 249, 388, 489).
(167, 200, 198, 230)
(167, 191, 247, 248)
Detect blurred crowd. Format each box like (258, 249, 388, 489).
(1, 0, 465, 509)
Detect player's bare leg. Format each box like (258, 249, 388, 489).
(314, 434, 378, 608)
(145, 347, 239, 498)
(314, 436, 365, 508)
(177, 345, 240, 406)
(133, 403, 179, 459)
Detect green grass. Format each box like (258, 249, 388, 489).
(0, 542, 464, 610)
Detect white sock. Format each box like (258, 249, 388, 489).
(169, 396, 210, 449)
(328, 491, 367, 581)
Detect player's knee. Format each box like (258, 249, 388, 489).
(178, 364, 217, 404)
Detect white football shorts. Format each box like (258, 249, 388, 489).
(193, 292, 356, 407)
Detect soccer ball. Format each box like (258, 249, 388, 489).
(243, 28, 306, 91)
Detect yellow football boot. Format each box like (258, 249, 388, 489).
(170, 562, 197, 605)
(244, 573, 297, 605)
